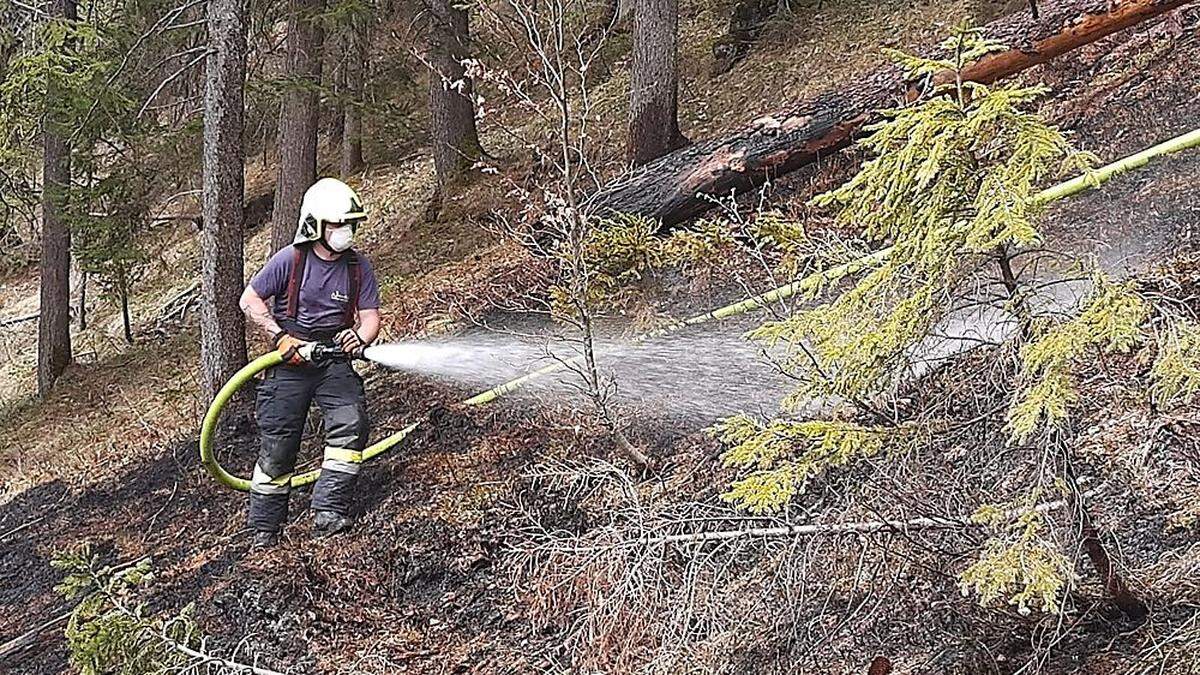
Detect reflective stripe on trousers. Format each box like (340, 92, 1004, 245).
(322, 446, 362, 475)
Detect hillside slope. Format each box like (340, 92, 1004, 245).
(2, 2, 1200, 673)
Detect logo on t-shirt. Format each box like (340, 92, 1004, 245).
(331, 290, 350, 303)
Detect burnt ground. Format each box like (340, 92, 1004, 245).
(3, 6, 1200, 675)
(0, 360, 708, 673)
(0, 437, 245, 670)
(0, 363, 542, 673)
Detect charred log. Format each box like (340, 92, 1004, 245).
(591, 0, 1191, 227)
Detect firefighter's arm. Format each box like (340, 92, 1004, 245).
(356, 309, 380, 344)
(239, 285, 285, 341)
(337, 308, 379, 355)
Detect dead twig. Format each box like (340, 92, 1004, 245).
(0, 312, 39, 328)
(0, 514, 47, 541)
(530, 486, 1096, 553)
(0, 610, 74, 660)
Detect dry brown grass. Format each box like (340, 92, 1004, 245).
(0, 331, 202, 496)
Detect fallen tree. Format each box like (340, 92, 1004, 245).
(590, 0, 1192, 226)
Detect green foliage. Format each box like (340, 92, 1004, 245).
(319, 0, 374, 25)
(661, 220, 740, 270)
(713, 415, 896, 513)
(0, 17, 126, 165)
(883, 25, 1007, 84)
(1150, 318, 1200, 409)
(53, 544, 197, 675)
(71, 164, 153, 301)
(1, 1, 192, 265)
(959, 491, 1074, 615)
(549, 214, 737, 320)
(1007, 276, 1146, 442)
(744, 210, 872, 281)
(755, 25, 1088, 405)
(714, 25, 1101, 518)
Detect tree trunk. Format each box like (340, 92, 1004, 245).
(341, 21, 366, 177)
(427, 0, 482, 187)
(628, 0, 687, 166)
(201, 0, 249, 407)
(78, 270, 86, 330)
(328, 48, 344, 147)
(269, 0, 325, 254)
(119, 273, 133, 345)
(37, 0, 77, 398)
(593, 0, 1191, 226)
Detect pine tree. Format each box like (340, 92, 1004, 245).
(270, 0, 326, 254)
(709, 26, 1150, 614)
(72, 166, 153, 345)
(202, 0, 250, 409)
(38, 0, 79, 397)
(427, 0, 482, 190)
(628, 0, 687, 165)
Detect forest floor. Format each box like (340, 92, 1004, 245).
(3, 1, 1200, 673)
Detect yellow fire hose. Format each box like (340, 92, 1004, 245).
(199, 126, 1200, 491)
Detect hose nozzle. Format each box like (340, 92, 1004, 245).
(300, 340, 364, 364)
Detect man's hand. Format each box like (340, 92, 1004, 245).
(335, 328, 366, 357)
(275, 332, 309, 365)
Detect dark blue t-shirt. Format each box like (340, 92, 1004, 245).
(250, 246, 381, 334)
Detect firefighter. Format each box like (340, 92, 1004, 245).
(239, 178, 381, 549)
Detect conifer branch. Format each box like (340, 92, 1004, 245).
(82, 562, 286, 675)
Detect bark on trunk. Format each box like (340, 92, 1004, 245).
(593, 0, 1191, 226)
(37, 0, 77, 398)
(427, 0, 481, 187)
(78, 270, 86, 330)
(341, 22, 366, 177)
(628, 0, 687, 166)
(201, 0, 249, 407)
(270, 0, 325, 254)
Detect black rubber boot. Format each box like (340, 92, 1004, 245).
(251, 530, 279, 550)
(313, 510, 353, 536)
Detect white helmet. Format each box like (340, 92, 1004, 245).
(294, 178, 367, 245)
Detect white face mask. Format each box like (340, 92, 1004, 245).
(325, 224, 354, 252)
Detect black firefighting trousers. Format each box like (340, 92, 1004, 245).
(248, 360, 369, 533)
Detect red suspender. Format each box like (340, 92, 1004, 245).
(344, 250, 360, 328)
(285, 245, 307, 320)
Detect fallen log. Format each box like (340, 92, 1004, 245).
(591, 0, 1192, 227)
